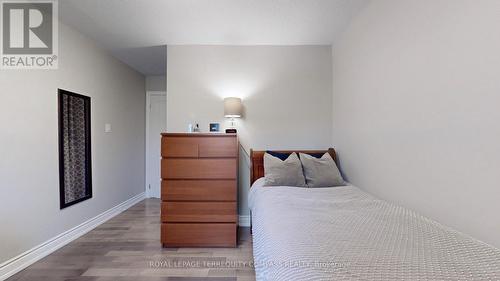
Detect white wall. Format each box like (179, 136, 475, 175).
(146, 75, 166, 91)
(0, 23, 145, 263)
(167, 45, 333, 215)
(332, 0, 500, 248)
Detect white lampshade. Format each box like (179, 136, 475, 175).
(224, 97, 242, 118)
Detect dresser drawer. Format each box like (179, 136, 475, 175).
(161, 137, 199, 158)
(162, 136, 237, 158)
(162, 202, 237, 223)
(161, 159, 237, 179)
(162, 223, 237, 247)
(162, 180, 236, 201)
(198, 137, 237, 158)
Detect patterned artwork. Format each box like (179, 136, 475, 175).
(58, 90, 92, 209)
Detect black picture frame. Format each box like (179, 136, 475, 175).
(58, 89, 92, 209)
(209, 122, 220, 132)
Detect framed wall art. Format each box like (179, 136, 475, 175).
(58, 89, 92, 209)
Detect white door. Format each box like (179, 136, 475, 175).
(147, 92, 166, 198)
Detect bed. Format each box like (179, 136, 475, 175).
(248, 149, 500, 281)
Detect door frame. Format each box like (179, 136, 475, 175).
(145, 91, 167, 198)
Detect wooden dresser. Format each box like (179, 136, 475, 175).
(160, 133, 238, 247)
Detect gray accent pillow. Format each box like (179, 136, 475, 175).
(264, 152, 307, 187)
(299, 153, 345, 187)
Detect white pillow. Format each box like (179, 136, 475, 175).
(264, 152, 306, 187)
(299, 153, 345, 187)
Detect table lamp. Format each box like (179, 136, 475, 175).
(224, 97, 242, 133)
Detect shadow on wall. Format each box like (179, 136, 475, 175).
(238, 144, 252, 217)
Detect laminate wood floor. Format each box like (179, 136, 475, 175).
(7, 199, 255, 281)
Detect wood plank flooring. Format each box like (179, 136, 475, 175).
(7, 199, 255, 281)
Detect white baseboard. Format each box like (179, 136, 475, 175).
(0, 192, 145, 281)
(239, 215, 251, 227)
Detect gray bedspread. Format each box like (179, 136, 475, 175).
(249, 178, 500, 281)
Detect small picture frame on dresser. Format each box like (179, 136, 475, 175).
(209, 122, 220, 132)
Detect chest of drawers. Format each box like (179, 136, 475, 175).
(160, 133, 238, 247)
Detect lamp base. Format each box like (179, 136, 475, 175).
(225, 128, 237, 133)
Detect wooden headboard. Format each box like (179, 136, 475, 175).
(249, 148, 337, 185)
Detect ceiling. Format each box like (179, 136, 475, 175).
(111, 45, 166, 76)
(59, 0, 368, 75)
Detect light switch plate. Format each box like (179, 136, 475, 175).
(105, 123, 112, 133)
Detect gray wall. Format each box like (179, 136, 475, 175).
(146, 76, 167, 92)
(166, 45, 333, 216)
(332, 0, 500, 248)
(0, 22, 146, 263)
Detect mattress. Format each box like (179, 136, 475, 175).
(249, 178, 500, 281)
